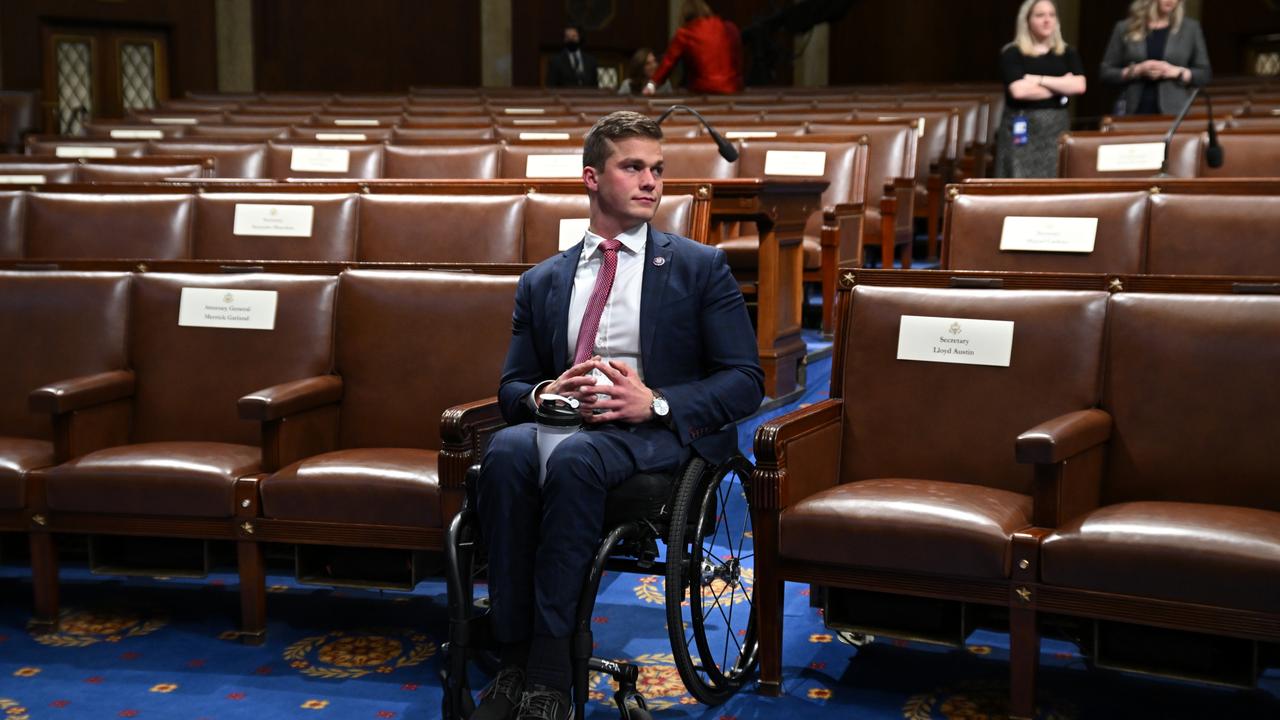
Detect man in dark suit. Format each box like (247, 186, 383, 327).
(474, 111, 763, 720)
(546, 25, 599, 88)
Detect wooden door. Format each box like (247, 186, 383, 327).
(42, 25, 170, 134)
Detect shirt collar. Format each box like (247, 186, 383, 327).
(583, 222, 647, 257)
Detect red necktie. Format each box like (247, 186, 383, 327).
(573, 238, 622, 364)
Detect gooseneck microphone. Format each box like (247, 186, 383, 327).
(655, 104, 739, 163)
(1157, 86, 1224, 176)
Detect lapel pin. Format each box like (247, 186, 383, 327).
(652, 256, 666, 266)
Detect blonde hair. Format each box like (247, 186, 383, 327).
(1013, 0, 1067, 56)
(1125, 0, 1184, 42)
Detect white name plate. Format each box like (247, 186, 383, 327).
(290, 147, 350, 173)
(897, 315, 1014, 368)
(333, 118, 379, 126)
(150, 117, 198, 125)
(55, 146, 117, 158)
(110, 129, 164, 139)
(1000, 216, 1098, 253)
(764, 150, 826, 176)
(513, 119, 556, 125)
(504, 107, 546, 115)
(558, 218, 590, 251)
(233, 203, 315, 237)
(315, 132, 366, 141)
(726, 130, 777, 139)
(178, 288, 278, 331)
(0, 175, 45, 184)
(526, 153, 582, 178)
(519, 132, 571, 141)
(1095, 142, 1164, 172)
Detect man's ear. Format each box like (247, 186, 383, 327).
(582, 164, 599, 191)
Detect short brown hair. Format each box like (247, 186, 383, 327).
(582, 111, 663, 170)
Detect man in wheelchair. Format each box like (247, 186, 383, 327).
(473, 111, 764, 719)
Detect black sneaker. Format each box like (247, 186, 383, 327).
(472, 665, 525, 720)
(515, 683, 573, 720)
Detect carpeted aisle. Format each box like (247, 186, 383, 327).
(0, 346, 1277, 718)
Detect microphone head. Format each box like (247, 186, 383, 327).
(711, 133, 740, 163)
(1206, 144, 1224, 169)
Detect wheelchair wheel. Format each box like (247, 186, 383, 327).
(665, 454, 759, 705)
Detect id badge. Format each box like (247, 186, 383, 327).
(1012, 114, 1029, 146)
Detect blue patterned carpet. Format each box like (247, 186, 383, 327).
(0, 338, 1277, 719)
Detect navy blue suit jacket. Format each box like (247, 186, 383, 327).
(497, 226, 764, 463)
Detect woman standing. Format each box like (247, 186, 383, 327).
(643, 0, 743, 95)
(996, 0, 1087, 178)
(1100, 0, 1211, 115)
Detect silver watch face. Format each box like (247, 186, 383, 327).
(652, 395, 670, 416)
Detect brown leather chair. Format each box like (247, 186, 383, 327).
(313, 113, 405, 127)
(289, 126, 395, 142)
(246, 269, 516, 620)
(661, 138, 739, 180)
(193, 192, 359, 262)
(522, 193, 695, 262)
(723, 135, 870, 334)
(499, 144, 583, 179)
(26, 272, 339, 639)
(24, 192, 194, 259)
(391, 126, 496, 141)
(186, 125, 291, 141)
(382, 144, 502, 179)
(1199, 130, 1280, 177)
(225, 112, 316, 126)
(148, 141, 269, 178)
(266, 142, 385, 179)
(25, 138, 148, 159)
(754, 283, 1110, 718)
(1057, 131, 1201, 179)
(1147, 193, 1280, 275)
(76, 160, 207, 182)
(83, 122, 187, 140)
(0, 271, 131, 532)
(0, 159, 77, 184)
(1021, 291, 1280, 692)
(357, 194, 525, 262)
(0, 191, 23, 258)
(493, 125, 594, 143)
(944, 190, 1149, 273)
(127, 111, 226, 126)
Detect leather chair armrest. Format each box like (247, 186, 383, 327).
(440, 397, 507, 521)
(29, 370, 135, 415)
(752, 398, 844, 511)
(1016, 408, 1112, 464)
(238, 375, 343, 422)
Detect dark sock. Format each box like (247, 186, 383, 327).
(499, 639, 530, 670)
(524, 634, 571, 694)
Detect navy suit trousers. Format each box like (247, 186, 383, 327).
(478, 421, 687, 642)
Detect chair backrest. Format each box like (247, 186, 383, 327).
(839, 285, 1108, 495)
(521, 193, 695, 263)
(661, 139, 739, 179)
(805, 122, 917, 206)
(193, 192, 359, 261)
(1102, 293, 1280, 512)
(1147, 193, 1280, 275)
(289, 126, 395, 142)
(333, 270, 518, 450)
(148, 141, 268, 178)
(0, 159, 77, 183)
(391, 126, 496, 141)
(499, 144, 583, 179)
(26, 139, 148, 158)
(382, 144, 502, 179)
(1199, 131, 1280, 177)
(0, 191, 23, 258)
(25, 192, 193, 259)
(738, 136, 868, 237)
(1058, 132, 1201, 178)
(76, 161, 206, 182)
(266, 142, 384, 179)
(127, 273, 337, 445)
(0, 271, 131, 440)
(944, 190, 1148, 273)
(357, 194, 526, 263)
(186, 125, 290, 141)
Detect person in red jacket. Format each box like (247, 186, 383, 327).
(644, 0, 743, 95)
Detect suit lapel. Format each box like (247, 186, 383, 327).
(640, 226, 674, 366)
(550, 243, 582, 372)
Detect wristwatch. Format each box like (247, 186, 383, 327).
(650, 390, 671, 424)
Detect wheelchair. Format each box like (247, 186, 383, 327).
(441, 452, 759, 719)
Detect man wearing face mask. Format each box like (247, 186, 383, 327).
(546, 25, 599, 87)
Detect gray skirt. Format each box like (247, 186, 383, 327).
(995, 107, 1070, 179)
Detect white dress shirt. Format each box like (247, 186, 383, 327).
(568, 222, 647, 383)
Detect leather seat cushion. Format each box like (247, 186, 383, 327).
(43, 441, 260, 517)
(1042, 501, 1280, 614)
(780, 478, 1032, 579)
(717, 235, 822, 272)
(0, 437, 54, 509)
(261, 448, 442, 527)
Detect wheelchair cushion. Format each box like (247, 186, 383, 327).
(603, 472, 675, 529)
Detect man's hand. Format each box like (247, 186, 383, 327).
(545, 356, 604, 411)
(581, 360, 655, 425)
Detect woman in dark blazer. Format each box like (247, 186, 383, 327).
(1100, 0, 1211, 115)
